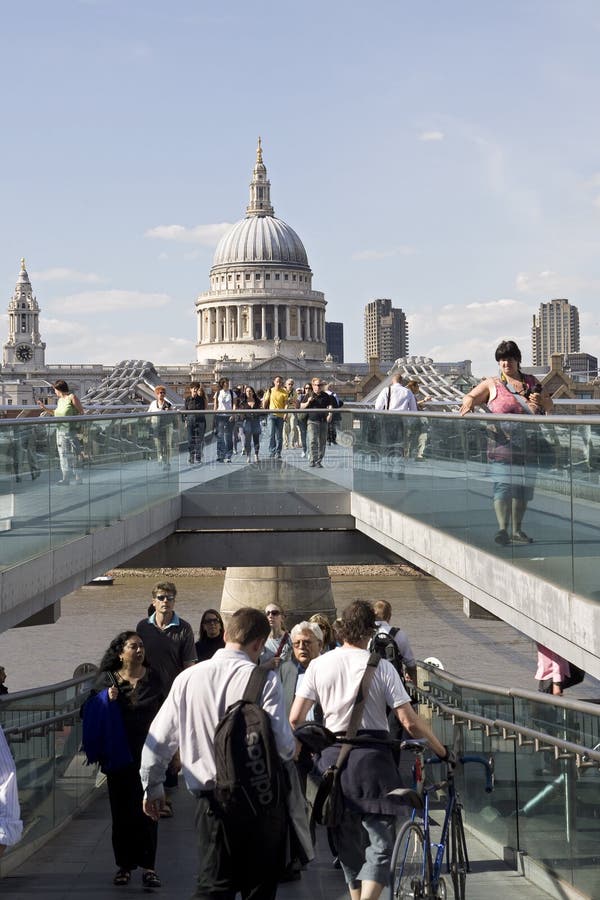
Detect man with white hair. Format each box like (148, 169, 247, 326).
(280, 621, 324, 716)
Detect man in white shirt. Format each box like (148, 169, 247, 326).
(290, 600, 449, 900)
(0, 725, 23, 857)
(374, 374, 417, 412)
(372, 599, 417, 685)
(141, 607, 295, 899)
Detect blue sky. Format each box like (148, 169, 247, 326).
(2, 0, 600, 378)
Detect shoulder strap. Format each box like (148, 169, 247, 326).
(386, 386, 391, 410)
(242, 665, 269, 704)
(336, 653, 380, 770)
(389, 627, 399, 638)
(274, 632, 289, 658)
(503, 379, 533, 414)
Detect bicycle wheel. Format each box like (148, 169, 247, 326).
(449, 809, 468, 900)
(391, 821, 431, 899)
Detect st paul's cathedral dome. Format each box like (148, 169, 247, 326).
(195, 139, 326, 364)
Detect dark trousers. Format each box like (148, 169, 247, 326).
(268, 415, 284, 457)
(107, 763, 157, 870)
(243, 419, 261, 455)
(187, 418, 206, 461)
(193, 796, 286, 899)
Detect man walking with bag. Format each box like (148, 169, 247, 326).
(141, 607, 297, 899)
(290, 600, 450, 900)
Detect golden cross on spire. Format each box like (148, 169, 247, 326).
(20, 257, 26, 270)
(256, 136, 263, 164)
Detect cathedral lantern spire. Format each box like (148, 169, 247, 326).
(246, 136, 274, 217)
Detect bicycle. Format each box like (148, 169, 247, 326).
(389, 739, 494, 900)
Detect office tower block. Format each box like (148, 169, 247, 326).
(532, 298, 580, 366)
(364, 298, 408, 364)
(325, 322, 344, 362)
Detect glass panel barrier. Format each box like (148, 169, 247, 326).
(0, 673, 98, 862)
(2, 410, 599, 605)
(417, 663, 600, 896)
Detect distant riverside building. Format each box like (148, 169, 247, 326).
(564, 352, 598, 382)
(325, 322, 344, 363)
(364, 298, 408, 365)
(195, 139, 326, 365)
(532, 298, 580, 366)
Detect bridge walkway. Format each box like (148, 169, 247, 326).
(4, 779, 553, 900)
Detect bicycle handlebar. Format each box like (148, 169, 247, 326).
(425, 752, 495, 792)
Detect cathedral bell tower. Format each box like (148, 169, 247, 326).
(3, 258, 46, 370)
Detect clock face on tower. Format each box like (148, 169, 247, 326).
(16, 343, 33, 362)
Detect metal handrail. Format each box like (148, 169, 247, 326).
(0, 671, 94, 704)
(418, 663, 600, 717)
(4, 710, 79, 741)
(2, 408, 600, 426)
(418, 691, 600, 768)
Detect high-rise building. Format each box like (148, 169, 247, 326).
(364, 298, 408, 364)
(325, 322, 344, 362)
(532, 298, 580, 366)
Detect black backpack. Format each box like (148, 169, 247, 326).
(214, 666, 285, 818)
(368, 627, 406, 687)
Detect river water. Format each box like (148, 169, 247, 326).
(1, 571, 598, 698)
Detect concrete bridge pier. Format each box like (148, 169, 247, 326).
(220, 565, 336, 627)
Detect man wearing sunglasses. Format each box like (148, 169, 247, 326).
(137, 581, 197, 817)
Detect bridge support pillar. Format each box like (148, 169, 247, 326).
(220, 565, 336, 628)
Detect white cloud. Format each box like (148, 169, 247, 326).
(516, 270, 600, 295)
(408, 298, 532, 375)
(30, 267, 105, 284)
(50, 290, 172, 314)
(145, 223, 232, 245)
(43, 323, 195, 367)
(352, 246, 416, 261)
(418, 130, 444, 142)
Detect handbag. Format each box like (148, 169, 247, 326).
(311, 653, 380, 828)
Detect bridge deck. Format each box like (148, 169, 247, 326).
(5, 779, 553, 900)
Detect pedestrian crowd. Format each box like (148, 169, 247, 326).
(69, 581, 445, 899)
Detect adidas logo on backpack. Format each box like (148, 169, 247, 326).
(214, 666, 284, 817)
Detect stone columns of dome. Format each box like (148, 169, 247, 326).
(261, 306, 267, 340)
(274, 304, 279, 339)
(311, 307, 317, 341)
(285, 305, 291, 340)
(306, 306, 312, 341)
(237, 305, 242, 340)
(225, 306, 231, 341)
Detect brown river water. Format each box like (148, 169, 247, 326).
(1, 571, 597, 698)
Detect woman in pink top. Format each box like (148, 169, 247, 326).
(460, 340, 553, 546)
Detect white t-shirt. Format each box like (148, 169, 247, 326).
(216, 389, 234, 412)
(295, 645, 410, 732)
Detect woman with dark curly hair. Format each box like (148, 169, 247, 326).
(195, 609, 225, 661)
(461, 339, 553, 545)
(83, 631, 164, 889)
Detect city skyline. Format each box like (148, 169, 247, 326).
(2, 1, 600, 378)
